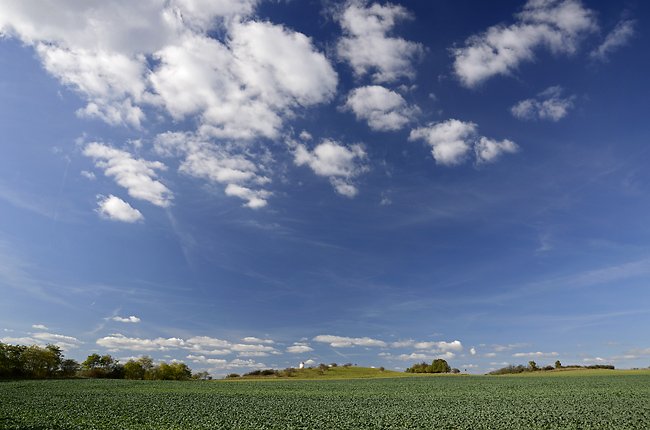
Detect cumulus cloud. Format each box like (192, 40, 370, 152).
(512, 351, 560, 358)
(108, 316, 141, 323)
(336, 0, 423, 83)
(32, 324, 49, 330)
(453, 0, 598, 87)
(81, 171, 96, 180)
(590, 19, 635, 62)
(394, 351, 457, 361)
(84, 143, 172, 207)
(154, 131, 271, 208)
(343, 85, 419, 131)
(0, 0, 340, 210)
(510, 86, 576, 121)
(95, 333, 285, 357)
(292, 139, 368, 197)
(313, 334, 387, 348)
(409, 119, 517, 165)
(475, 137, 519, 164)
(413, 340, 463, 353)
(242, 337, 275, 344)
(97, 334, 187, 351)
(151, 21, 337, 140)
(287, 344, 314, 354)
(95, 195, 144, 223)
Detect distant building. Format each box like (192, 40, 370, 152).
(299, 361, 304, 369)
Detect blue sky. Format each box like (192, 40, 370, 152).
(1, 0, 649, 376)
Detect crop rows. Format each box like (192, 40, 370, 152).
(1, 375, 649, 429)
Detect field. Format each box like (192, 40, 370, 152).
(1, 371, 649, 429)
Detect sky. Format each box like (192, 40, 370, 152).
(1, 0, 649, 376)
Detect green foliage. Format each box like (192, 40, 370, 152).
(1, 374, 649, 428)
(555, 360, 562, 369)
(0, 341, 79, 379)
(405, 358, 451, 374)
(529, 361, 538, 371)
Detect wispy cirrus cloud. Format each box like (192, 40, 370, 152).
(590, 19, 635, 62)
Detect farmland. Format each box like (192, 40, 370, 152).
(1, 372, 649, 429)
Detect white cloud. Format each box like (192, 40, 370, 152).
(32, 332, 81, 344)
(492, 343, 531, 352)
(187, 336, 231, 349)
(287, 344, 314, 354)
(470, 348, 476, 355)
(413, 340, 463, 353)
(609, 355, 638, 361)
(81, 171, 96, 180)
(109, 316, 141, 323)
(150, 22, 337, 141)
(0, 0, 340, 211)
(590, 19, 635, 62)
(84, 143, 172, 207)
(32, 324, 48, 330)
(242, 337, 275, 344)
(336, 0, 423, 83)
(410, 119, 517, 166)
(343, 85, 419, 131)
(475, 137, 519, 164)
(391, 339, 414, 348)
(624, 347, 650, 355)
(453, 0, 598, 87)
(154, 132, 271, 209)
(231, 344, 279, 355)
(410, 119, 476, 165)
(313, 334, 387, 348)
(394, 351, 457, 361)
(225, 184, 271, 209)
(97, 334, 187, 351)
(512, 351, 560, 358)
(510, 86, 575, 121)
(292, 139, 368, 197)
(95, 195, 144, 223)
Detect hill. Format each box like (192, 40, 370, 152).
(230, 366, 409, 380)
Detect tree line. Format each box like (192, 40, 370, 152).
(0, 341, 204, 380)
(405, 359, 459, 374)
(488, 360, 615, 375)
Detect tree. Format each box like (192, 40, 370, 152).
(82, 354, 121, 378)
(555, 360, 562, 369)
(60, 359, 80, 377)
(529, 361, 538, 371)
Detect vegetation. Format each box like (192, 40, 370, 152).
(489, 362, 616, 375)
(1, 373, 648, 428)
(233, 365, 405, 380)
(405, 358, 451, 374)
(0, 341, 197, 381)
(0, 342, 77, 379)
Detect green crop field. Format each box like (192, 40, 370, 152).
(1, 373, 649, 429)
